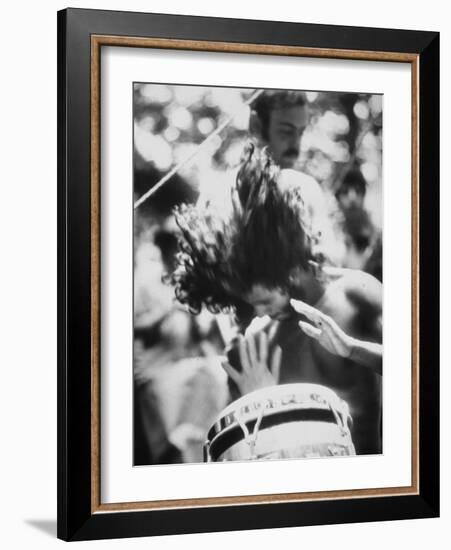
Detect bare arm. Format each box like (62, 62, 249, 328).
(290, 272, 383, 375)
(348, 337, 382, 375)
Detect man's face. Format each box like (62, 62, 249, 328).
(243, 285, 292, 321)
(337, 186, 365, 210)
(264, 105, 309, 169)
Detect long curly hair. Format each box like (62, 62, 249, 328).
(171, 142, 317, 315)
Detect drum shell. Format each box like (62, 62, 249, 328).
(205, 383, 355, 462)
(211, 420, 354, 461)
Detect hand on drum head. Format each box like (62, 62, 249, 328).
(222, 332, 282, 396)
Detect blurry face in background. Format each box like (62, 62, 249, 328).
(264, 105, 309, 169)
(336, 186, 366, 211)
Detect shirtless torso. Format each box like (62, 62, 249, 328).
(227, 267, 383, 455)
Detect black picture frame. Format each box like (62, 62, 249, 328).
(57, 7, 439, 541)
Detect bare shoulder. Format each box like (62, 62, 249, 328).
(278, 169, 327, 218)
(324, 266, 382, 312)
(320, 267, 382, 342)
(278, 169, 320, 195)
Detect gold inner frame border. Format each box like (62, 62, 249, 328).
(90, 35, 420, 514)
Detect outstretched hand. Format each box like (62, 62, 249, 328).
(222, 331, 282, 396)
(290, 298, 354, 358)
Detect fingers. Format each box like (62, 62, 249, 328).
(290, 298, 324, 324)
(270, 346, 282, 382)
(294, 304, 353, 358)
(290, 297, 314, 313)
(291, 299, 340, 336)
(267, 320, 280, 343)
(238, 332, 270, 370)
(317, 319, 352, 357)
(221, 360, 241, 384)
(246, 333, 259, 367)
(258, 331, 268, 365)
(226, 333, 281, 392)
(238, 336, 251, 372)
(298, 320, 322, 339)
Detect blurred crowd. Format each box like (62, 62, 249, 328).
(133, 84, 383, 465)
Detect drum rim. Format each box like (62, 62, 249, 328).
(207, 408, 343, 461)
(208, 383, 348, 441)
(217, 383, 345, 418)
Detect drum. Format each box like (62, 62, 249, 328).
(204, 383, 355, 462)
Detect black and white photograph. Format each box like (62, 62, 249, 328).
(133, 84, 383, 466)
(0, 0, 445, 546)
